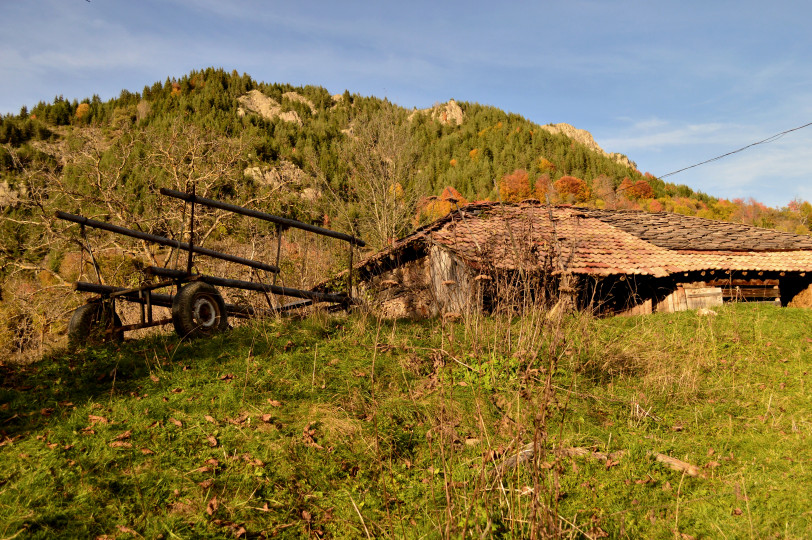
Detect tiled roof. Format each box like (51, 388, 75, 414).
(582, 209, 812, 251)
(359, 202, 812, 278)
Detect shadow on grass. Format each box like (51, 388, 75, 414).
(0, 328, 265, 442)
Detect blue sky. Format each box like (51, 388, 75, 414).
(2, 0, 810, 207)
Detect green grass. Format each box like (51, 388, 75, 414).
(0, 304, 810, 538)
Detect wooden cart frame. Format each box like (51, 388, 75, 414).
(58, 188, 364, 344)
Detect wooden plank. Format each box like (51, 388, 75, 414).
(655, 287, 687, 313)
(617, 298, 653, 316)
(722, 287, 780, 299)
(684, 287, 723, 310)
(708, 278, 779, 287)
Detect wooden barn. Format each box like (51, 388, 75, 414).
(339, 201, 812, 318)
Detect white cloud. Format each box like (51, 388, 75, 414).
(599, 120, 754, 152)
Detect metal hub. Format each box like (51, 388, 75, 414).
(193, 296, 217, 327)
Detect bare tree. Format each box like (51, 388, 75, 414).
(317, 102, 425, 249)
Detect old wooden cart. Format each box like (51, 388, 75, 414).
(57, 188, 364, 345)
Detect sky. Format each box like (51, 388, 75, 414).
(1, 0, 811, 207)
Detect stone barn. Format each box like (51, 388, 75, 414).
(339, 202, 812, 318)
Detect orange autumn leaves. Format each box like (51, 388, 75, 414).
(498, 169, 591, 204)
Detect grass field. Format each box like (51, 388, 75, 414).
(1, 303, 810, 538)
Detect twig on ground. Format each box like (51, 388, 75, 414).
(492, 443, 704, 478)
(346, 490, 372, 539)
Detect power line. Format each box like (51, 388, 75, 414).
(660, 120, 812, 178)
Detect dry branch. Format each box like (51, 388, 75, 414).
(492, 443, 703, 478)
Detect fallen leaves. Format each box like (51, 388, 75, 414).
(226, 412, 251, 426)
(206, 496, 219, 516)
(110, 429, 133, 448)
(629, 476, 653, 486)
(303, 423, 324, 450)
(212, 519, 247, 538)
(239, 453, 264, 467)
(88, 414, 109, 425)
(0, 435, 23, 448)
(110, 441, 133, 448)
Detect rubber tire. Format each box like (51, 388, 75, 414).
(67, 302, 123, 347)
(171, 282, 229, 339)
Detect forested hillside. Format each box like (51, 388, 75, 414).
(1, 67, 810, 357)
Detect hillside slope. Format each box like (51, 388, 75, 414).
(0, 67, 810, 358)
(0, 304, 809, 537)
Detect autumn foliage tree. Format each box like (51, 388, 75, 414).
(537, 157, 556, 173)
(591, 174, 617, 209)
(534, 173, 553, 202)
(647, 199, 664, 212)
(553, 175, 589, 203)
(74, 103, 91, 123)
(619, 177, 654, 200)
(416, 186, 468, 223)
(499, 169, 532, 202)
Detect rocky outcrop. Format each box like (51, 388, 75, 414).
(409, 100, 464, 126)
(244, 160, 309, 189)
(244, 160, 320, 202)
(0, 181, 24, 208)
(282, 92, 317, 115)
(540, 123, 636, 169)
(237, 90, 302, 126)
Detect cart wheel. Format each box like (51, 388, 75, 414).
(68, 302, 123, 347)
(171, 282, 229, 339)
